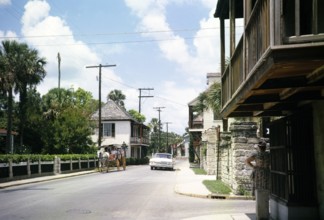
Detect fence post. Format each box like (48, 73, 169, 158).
(9, 159, 13, 179)
(54, 156, 61, 175)
(87, 158, 90, 169)
(27, 158, 31, 177)
(69, 158, 71, 171)
(78, 158, 81, 170)
(53, 157, 56, 174)
(57, 156, 61, 174)
(38, 157, 41, 175)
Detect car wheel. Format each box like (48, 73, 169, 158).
(151, 166, 154, 170)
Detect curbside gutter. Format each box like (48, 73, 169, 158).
(174, 184, 255, 200)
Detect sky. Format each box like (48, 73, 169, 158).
(0, 0, 223, 135)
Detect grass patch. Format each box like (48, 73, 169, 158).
(203, 180, 232, 195)
(191, 168, 207, 175)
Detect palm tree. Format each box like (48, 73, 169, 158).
(107, 89, 126, 109)
(16, 46, 46, 146)
(0, 40, 21, 151)
(193, 82, 221, 118)
(0, 40, 46, 150)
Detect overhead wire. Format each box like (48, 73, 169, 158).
(27, 34, 218, 47)
(0, 27, 219, 39)
(100, 73, 187, 107)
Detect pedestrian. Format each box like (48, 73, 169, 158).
(245, 140, 270, 219)
(246, 140, 270, 191)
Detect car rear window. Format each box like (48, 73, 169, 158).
(155, 154, 171, 159)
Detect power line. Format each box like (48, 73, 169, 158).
(17, 35, 219, 47)
(0, 27, 219, 40)
(100, 75, 187, 107)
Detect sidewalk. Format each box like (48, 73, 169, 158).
(0, 160, 256, 219)
(174, 159, 256, 220)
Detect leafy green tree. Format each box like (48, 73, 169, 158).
(42, 107, 94, 154)
(0, 40, 46, 150)
(148, 117, 182, 154)
(22, 88, 45, 153)
(74, 88, 99, 115)
(193, 82, 221, 119)
(41, 87, 96, 154)
(128, 109, 146, 123)
(107, 89, 125, 109)
(0, 40, 19, 151)
(16, 44, 46, 146)
(0, 40, 25, 151)
(148, 118, 160, 132)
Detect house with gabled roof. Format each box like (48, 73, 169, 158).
(188, 73, 223, 163)
(91, 100, 150, 159)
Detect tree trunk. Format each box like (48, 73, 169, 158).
(19, 86, 27, 147)
(6, 87, 13, 153)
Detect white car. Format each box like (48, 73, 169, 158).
(149, 153, 175, 170)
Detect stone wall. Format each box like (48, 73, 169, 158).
(203, 121, 261, 195)
(206, 128, 217, 175)
(230, 122, 259, 194)
(218, 132, 232, 186)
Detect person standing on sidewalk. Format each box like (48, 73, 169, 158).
(245, 140, 270, 220)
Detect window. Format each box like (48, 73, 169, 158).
(284, 0, 324, 37)
(102, 123, 115, 137)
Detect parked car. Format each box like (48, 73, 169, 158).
(149, 153, 175, 170)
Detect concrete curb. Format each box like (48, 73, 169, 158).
(174, 185, 255, 200)
(0, 170, 96, 189)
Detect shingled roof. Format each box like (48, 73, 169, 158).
(91, 100, 136, 121)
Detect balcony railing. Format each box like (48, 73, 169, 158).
(245, 0, 270, 74)
(221, 0, 324, 110)
(130, 136, 150, 145)
(222, 0, 270, 108)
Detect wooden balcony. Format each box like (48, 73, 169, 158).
(130, 136, 150, 146)
(216, 0, 324, 118)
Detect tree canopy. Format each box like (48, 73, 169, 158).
(0, 40, 46, 151)
(128, 109, 146, 123)
(107, 89, 126, 109)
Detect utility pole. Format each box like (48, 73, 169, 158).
(86, 64, 116, 149)
(165, 122, 172, 154)
(57, 52, 61, 102)
(153, 107, 165, 152)
(138, 88, 154, 113)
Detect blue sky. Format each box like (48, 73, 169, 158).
(0, 0, 222, 135)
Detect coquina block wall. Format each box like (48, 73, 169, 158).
(202, 121, 260, 195)
(205, 128, 217, 175)
(229, 122, 259, 194)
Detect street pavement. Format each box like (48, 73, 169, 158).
(0, 158, 256, 220)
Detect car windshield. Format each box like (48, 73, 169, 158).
(155, 153, 172, 159)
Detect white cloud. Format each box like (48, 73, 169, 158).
(125, 0, 219, 78)
(0, 0, 11, 6)
(0, 30, 17, 39)
(2, 0, 219, 134)
(123, 0, 220, 133)
(20, 0, 120, 100)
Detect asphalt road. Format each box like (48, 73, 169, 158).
(0, 160, 255, 220)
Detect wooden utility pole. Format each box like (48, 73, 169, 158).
(57, 52, 61, 102)
(86, 64, 116, 149)
(165, 122, 172, 154)
(153, 106, 165, 152)
(138, 88, 154, 113)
